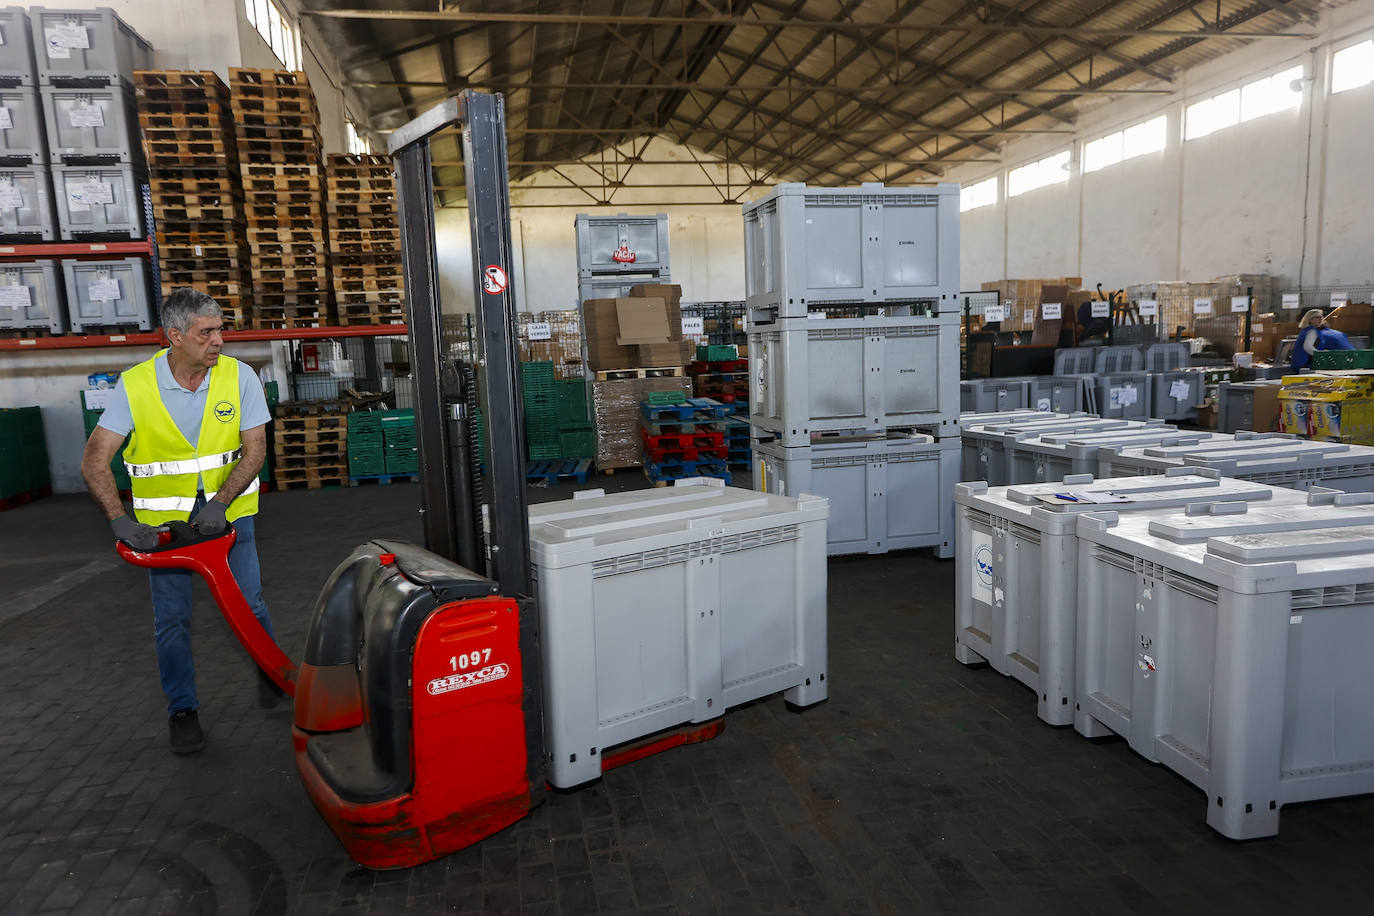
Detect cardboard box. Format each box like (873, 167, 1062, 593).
(583, 298, 638, 371)
(630, 284, 684, 340)
(614, 297, 671, 344)
(1325, 303, 1372, 337)
(636, 340, 693, 367)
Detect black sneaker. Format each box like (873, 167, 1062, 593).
(169, 709, 205, 754)
(257, 668, 285, 709)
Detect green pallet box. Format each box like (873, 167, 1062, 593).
(1311, 349, 1374, 370)
(80, 391, 130, 492)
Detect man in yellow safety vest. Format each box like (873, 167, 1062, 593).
(82, 288, 284, 754)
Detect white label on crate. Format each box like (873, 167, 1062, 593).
(1332, 291, 1350, 307)
(53, 22, 90, 49)
(971, 530, 994, 605)
(1193, 297, 1213, 315)
(69, 103, 105, 128)
(681, 316, 704, 336)
(1169, 380, 1192, 401)
(1138, 299, 1158, 316)
(88, 277, 121, 302)
(1037, 398, 1052, 411)
(1282, 293, 1301, 309)
(1042, 302, 1061, 319)
(983, 304, 1006, 322)
(43, 28, 70, 58)
(526, 321, 551, 341)
(193, 245, 204, 257)
(0, 283, 31, 308)
(0, 108, 11, 130)
(0, 181, 21, 209)
(1023, 308, 1034, 323)
(1111, 386, 1139, 407)
(1290, 615, 1302, 625)
(1231, 296, 1250, 313)
(1091, 301, 1110, 318)
(84, 388, 112, 410)
(79, 182, 113, 204)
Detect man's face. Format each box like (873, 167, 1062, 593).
(170, 315, 224, 370)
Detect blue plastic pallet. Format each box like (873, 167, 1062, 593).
(645, 457, 731, 480)
(526, 458, 593, 484)
(640, 397, 731, 422)
(349, 473, 418, 486)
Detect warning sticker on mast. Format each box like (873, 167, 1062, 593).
(482, 265, 508, 294)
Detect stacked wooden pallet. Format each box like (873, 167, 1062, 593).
(134, 71, 252, 326)
(326, 154, 403, 326)
(273, 410, 348, 490)
(229, 68, 329, 329)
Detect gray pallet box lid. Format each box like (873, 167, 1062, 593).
(529, 478, 828, 569)
(958, 409, 1084, 430)
(1113, 432, 1374, 474)
(1014, 427, 1197, 462)
(1077, 490, 1374, 592)
(957, 468, 1291, 536)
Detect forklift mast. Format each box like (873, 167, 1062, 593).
(389, 92, 532, 597)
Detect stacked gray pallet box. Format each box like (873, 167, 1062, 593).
(961, 413, 1177, 486)
(955, 471, 1374, 839)
(574, 212, 670, 303)
(746, 182, 961, 557)
(32, 7, 152, 333)
(1099, 431, 1374, 492)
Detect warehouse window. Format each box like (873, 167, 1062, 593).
(1184, 89, 1240, 140)
(346, 122, 370, 155)
(1006, 150, 1070, 198)
(1240, 65, 1303, 121)
(1333, 39, 1374, 93)
(1083, 115, 1167, 174)
(244, 0, 301, 72)
(960, 177, 997, 212)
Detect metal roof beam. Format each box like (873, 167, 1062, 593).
(302, 9, 1316, 40)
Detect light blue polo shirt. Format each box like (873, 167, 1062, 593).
(97, 354, 271, 445)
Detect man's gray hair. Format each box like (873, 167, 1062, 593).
(161, 287, 222, 334)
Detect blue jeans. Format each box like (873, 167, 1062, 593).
(149, 509, 276, 715)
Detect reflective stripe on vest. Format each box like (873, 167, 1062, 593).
(125, 447, 243, 478)
(131, 477, 261, 513)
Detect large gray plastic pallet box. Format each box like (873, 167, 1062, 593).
(1217, 379, 1282, 433)
(961, 416, 1147, 486)
(0, 86, 44, 163)
(574, 212, 670, 276)
(960, 377, 1032, 413)
(62, 256, 150, 331)
(743, 182, 959, 318)
(958, 409, 1083, 431)
(0, 165, 55, 239)
(1093, 372, 1151, 419)
(1029, 376, 1085, 413)
(955, 471, 1296, 727)
(1005, 426, 1204, 485)
(1053, 347, 1096, 376)
(0, 259, 63, 332)
(52, 164, 142, 239)
(40, 84, 141, 164)
(1148, 370, 1205, 420)
(1144, 342, 1189, 372)
(30, 7, 152, 85)
(1093, 345, 1145, 374)
(753, 432, 958, 557)
(1075, 491, 1374, 838)
(1099, 431, 1374, 492)
(577, 271, 670, 305)
(528, 478, 828, 788)
(748, 312, 959, 444)
(0, 8, 35, 84)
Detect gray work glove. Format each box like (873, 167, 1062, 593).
(191, 500, 228, 535)
(111, 515, 160, 551)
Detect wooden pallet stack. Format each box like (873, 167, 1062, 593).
(229, 68, 330, 329)
(134, 71, 252, 326)
(273, 407, 348, 490)
(326, 154, 403, 326)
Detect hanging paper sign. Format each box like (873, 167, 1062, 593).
(1023, 308, 1034, 323)
(1042, 302, 1061, 320)
(681, 316, 705, 336)
(1331, 291, 1350, 307)
(1091, 301, 1110, 318)
(983, 304, 1006, 322)
(1282, 293, 1300, 309)
(1138, 299, 1158, 316)
(1193, 297, 1213, 315)
(1231, 296, 1250, 313)
(69, 103, 105, 128)
(526, 321, 551, 341)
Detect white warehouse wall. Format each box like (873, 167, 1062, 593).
(950, 4, 1374, 291)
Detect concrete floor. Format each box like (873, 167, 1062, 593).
(2, 479, 1373, 915)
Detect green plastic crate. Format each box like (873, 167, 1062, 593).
(558, 429, 596, 459)
(555, 379, 590, 427)
(0, 406, 50, 498)
(80, 392, 130, 492)
(696, 344, 738, 362)
(646, 391, 689, 405)
(1311, 349, 1374, 370)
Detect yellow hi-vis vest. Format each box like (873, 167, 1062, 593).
(122, 350, 260, 525)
